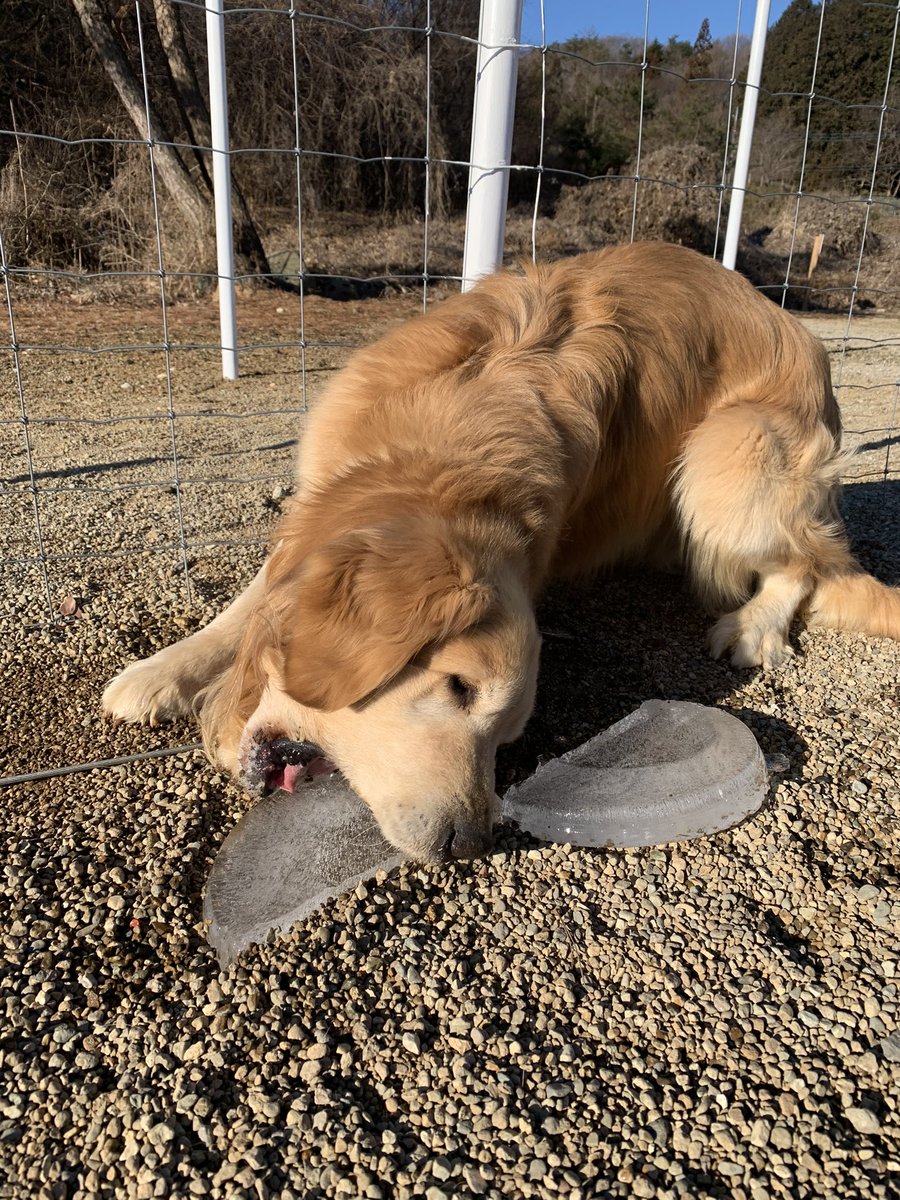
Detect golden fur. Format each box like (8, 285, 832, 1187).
(103, 242, 900, 860)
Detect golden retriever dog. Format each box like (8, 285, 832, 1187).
(103, 242, 900, 861)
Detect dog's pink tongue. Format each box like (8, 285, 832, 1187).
(283, 757, 337, 791)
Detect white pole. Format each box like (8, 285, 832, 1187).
(205, 0, 238, 378)
(462, 0, 523, 291)
(722, 0, 771, 270)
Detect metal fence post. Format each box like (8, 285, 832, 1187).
(722, 0, 772, 270)
(205, 0, 238, 378)
(461, 0, 523, 291)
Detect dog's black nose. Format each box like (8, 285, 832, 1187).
(447, 824, 494, 860)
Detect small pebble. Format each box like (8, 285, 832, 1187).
(845, 1107, 881, 1134)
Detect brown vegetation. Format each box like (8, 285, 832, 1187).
(553, 145, 726, 254)
(0, 0, 897, 308)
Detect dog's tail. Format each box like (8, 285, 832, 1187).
(806, 568, 900, 640)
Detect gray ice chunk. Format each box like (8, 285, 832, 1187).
(501, 698, 769, 847)
(203, 774, 405, 967)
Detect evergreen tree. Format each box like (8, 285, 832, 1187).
(688, 18, 713, 78)
(761, 0, 900, 195)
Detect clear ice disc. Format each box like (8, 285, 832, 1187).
(501, 699, 769, 848)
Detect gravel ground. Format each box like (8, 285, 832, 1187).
(1, 297, 899, 1200)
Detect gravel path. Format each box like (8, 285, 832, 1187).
(1, 301, 899, 1199)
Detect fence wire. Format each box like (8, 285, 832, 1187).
(1, 0, 899, 784)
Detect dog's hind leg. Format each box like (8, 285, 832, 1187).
(102, 563, 268, 725)
(673, 402, 849, 668)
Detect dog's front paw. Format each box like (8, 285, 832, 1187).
(102, 654, 197, 725)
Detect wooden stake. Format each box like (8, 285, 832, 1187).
(808, 233, 825, 278)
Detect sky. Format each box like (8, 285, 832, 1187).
(521, 0, 796, 47)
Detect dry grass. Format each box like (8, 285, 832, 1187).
(4, 166, 899, 315)
(553, 145, 726, 255)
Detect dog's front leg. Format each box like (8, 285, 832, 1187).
(102, 562, 268, 726)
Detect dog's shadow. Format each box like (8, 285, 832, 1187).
(496, 566, 755, 787)
(840, 478, 900, 585)
(497, 478, 900, 788)
(496, 568, 812, 791)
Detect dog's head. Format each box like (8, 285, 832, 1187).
(204, 513, 540, 861)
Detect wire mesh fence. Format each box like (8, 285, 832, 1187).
(1, 0, 899, 782)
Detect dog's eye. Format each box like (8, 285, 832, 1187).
(447, 674, 477, 707)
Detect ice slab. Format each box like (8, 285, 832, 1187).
(204, 700, 769, 964)
(203, 776, 405, 967)
(502, 699, 769, 847)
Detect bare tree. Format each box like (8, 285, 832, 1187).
(72, 0, 274, 279)
(151, 0, 273, 277)
(152, 0, 213, 187)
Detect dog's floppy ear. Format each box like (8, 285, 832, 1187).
(276, 517, 493, 710)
